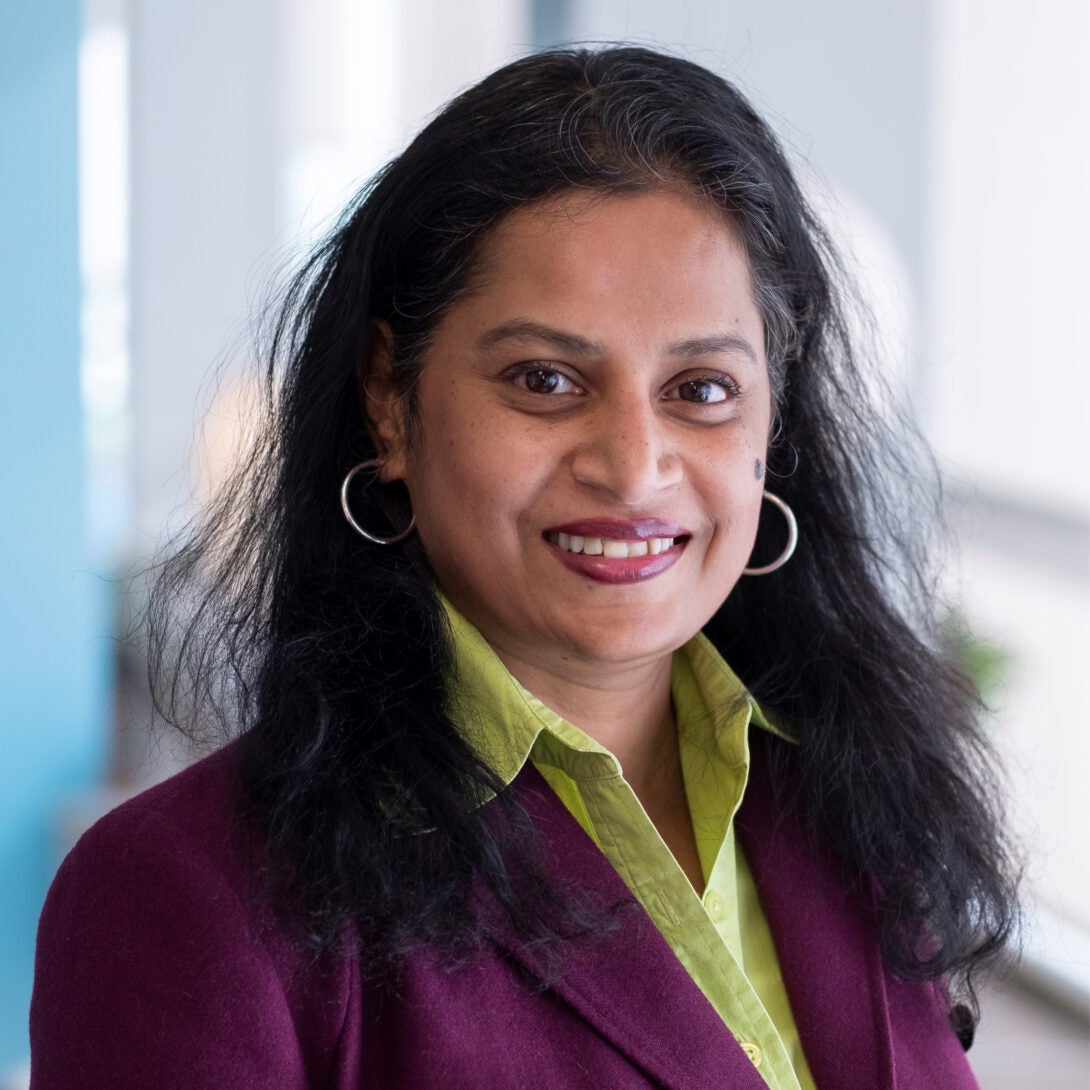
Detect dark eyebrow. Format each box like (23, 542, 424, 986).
(667, 333, 760, 364)
(476, 319, 601, 357)
(476, 319, 760, 364)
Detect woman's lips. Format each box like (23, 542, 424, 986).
(542, 519, 689, 584)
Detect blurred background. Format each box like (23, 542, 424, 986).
(1, 1, 1087, 1085)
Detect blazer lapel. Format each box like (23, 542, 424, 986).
(735, 737, 895, 1090)
(478, 764, 769, 1090)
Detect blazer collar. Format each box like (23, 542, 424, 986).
(478, 763, 769, 1090)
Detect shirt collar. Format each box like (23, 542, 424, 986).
(440, 594, 792, 789)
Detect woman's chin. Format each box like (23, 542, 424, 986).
(535, 614, 699, 672)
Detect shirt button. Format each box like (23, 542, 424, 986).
(704, 890, 725, 921)
(740, 1041, 762, 1068)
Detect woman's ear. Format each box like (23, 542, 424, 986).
(359, 319, 409, 481)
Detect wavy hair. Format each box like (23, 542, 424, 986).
(150, 46, 1019, 1013)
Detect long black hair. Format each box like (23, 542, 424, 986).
(150, 46, 1019, 1008)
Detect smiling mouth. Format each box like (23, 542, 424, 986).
(543, 531, 687, 557)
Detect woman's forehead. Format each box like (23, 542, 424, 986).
(466, 187, 751, 296)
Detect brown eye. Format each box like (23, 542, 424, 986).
(524, 369, 562, 393)
(673, 378, 733, 403)
(511, 366, 581, 395)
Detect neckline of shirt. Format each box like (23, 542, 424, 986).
(438, 592, 794, 792)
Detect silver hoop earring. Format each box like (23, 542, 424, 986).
(340, 459, 416, 545)
(743, 491, 798, 576)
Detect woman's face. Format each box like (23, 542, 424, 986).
(373, 188, 772, 676)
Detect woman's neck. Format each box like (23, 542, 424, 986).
(495, 647, 674, 774)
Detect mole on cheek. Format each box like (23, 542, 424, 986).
(754, 458, 765, 480)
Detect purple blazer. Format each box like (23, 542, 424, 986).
(30, 738, 978, 1089)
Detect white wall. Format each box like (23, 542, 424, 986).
(128, 0, 283, 546)
(928, 0, 1090, 516)
(928, 0, 1090, 978)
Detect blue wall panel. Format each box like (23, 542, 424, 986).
(0, 0, 108, 1069)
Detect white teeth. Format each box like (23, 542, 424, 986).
(550, 533, 676, 557)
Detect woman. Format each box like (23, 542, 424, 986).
(31, 46, 1017, 1089)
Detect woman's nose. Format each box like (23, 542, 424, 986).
(569, 397, 682, 504)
